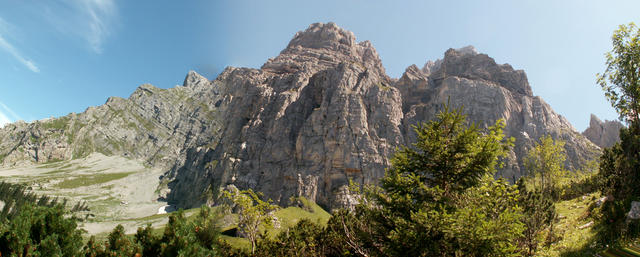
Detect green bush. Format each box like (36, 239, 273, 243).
(0, 204, 84, 256)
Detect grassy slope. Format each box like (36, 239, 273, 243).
(220, 197, 331, 250)
(536, 192, 601, 256)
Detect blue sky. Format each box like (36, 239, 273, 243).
(0, 0, 638, 131)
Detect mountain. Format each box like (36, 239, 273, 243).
(582, 114, 624, 148)
(0, 72, 220, 170)
(0, 22, 599, 210)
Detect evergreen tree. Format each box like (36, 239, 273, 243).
(335, 104, 524, 256)
(254, 219, 325, 257)
(158, 207, 224, 257)
(82, 206, 226, 257)
(0, 204, 84, 256)
(516, 179, 556, 256)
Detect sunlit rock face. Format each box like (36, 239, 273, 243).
(396, 46, 598, 182)
(582, 114, 624, 148)
(0, 22, 599, 210)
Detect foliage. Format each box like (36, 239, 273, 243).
(517, 179, 556, 256)
(595, 22, 640, 246)
(383, 104, 514, 198)
(254, 219, 325, 257)
(555, 160, 599, 201)
(154, 208, 218, 257)
(326, 104, 525, 256)
(598, 125, 640, 202)
(254, 215, 370, 257)
(523, 135, 567, 197)
(516, 135, 568, 255)
(0, 204, 84, 256)
(222, 188, 279, 254)
(40, 116, 71, 130)
(0, 181, 89, 221)
(597, 22, 640, 123)
(84, 205, 228, 257)
(451, 177, 525, 255)
(596, 124, 640, 242)
(83, 225, 142, 257)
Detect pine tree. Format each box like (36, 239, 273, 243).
(335, 104, 524, 256)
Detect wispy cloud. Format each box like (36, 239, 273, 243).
(44, 0, 118, 54)
(81, 0, 117, 53)
(0, 101, 21, 128)
(0, 17, 40, 73)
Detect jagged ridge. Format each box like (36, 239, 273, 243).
(582, 114, 624, 148)
(0, 22, 600, 210)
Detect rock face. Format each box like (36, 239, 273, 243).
(582, 114, 624, 148)
(395, 46, 598, 181)
(0, 71, 222, 176)
(166, 22, 403, 209)
(0, 22, 599, 210)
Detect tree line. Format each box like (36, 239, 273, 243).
(0, 181, 89, 220)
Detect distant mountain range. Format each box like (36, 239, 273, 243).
(0, 22, 610, 210)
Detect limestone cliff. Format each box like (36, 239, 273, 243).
(396, 46, 598, 181)
(0, 22, 599, 210)
(582, 114, 624, 148)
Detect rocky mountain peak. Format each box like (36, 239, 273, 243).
(286, 22, 357, 51)
(582, 114, 624, 148)
(262, 22, 386, 79)
(183, 70, 210, 89)
(589, 114, 603, 128)
(429, 46, 533, 96)
(452, 45, 479, 55)
(399, 64, 428, 84)
(421, 60, 440, 76)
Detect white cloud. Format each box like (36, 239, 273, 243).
(82, 0, 117, 53)
(44, 0, 118, 54)
(0, 17, 40, 73)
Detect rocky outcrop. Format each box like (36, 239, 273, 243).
(166, 23, 403, 209)
(582, 114, 624, 148)
(395, 46, 598, 181)
(0, 22, 600, 210)
(628, 201, 640, 220)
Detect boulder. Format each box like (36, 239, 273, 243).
(627, 201, 640, 220)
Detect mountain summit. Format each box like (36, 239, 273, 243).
(263, 22, 386, 78)
(0, 23, 599, 210)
